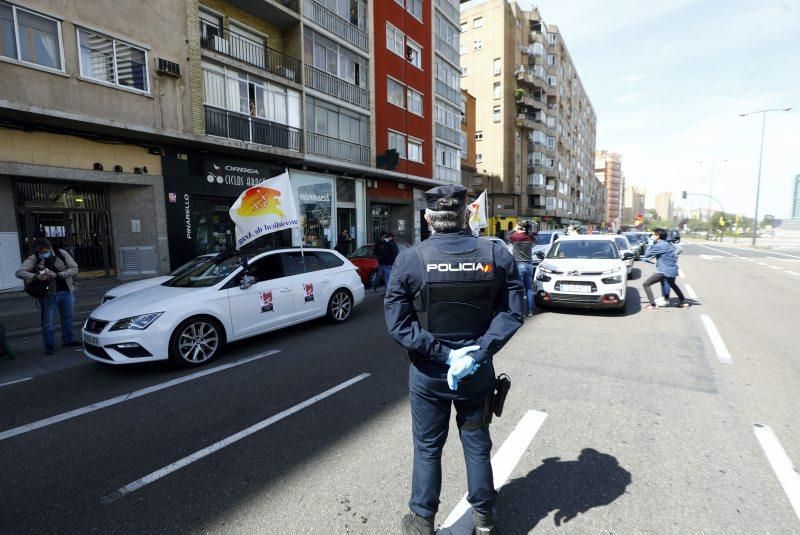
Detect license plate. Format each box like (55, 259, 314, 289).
(83, 333, 99, 346)
(561, 284, 592, 293)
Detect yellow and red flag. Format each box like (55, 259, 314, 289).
(229, 170, 299, 248)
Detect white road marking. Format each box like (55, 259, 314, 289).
(0, 350, 281, 442)
(441, 410, 548, 531)
(0, 377, 32, 388)
(768, 257, 800, 263)
(684, 284, 698, 300)
(758, 262, 768, 266)
(102, 372, 371, 503)
(691, 242, 800, 260)
(769, 266, 781, 270)
(679, 268, 686, 278)
(700, 315, 732, 364)
(753, 424, 800, 522)
(786, 271, 800, 276)
(698, 254, 722, 261)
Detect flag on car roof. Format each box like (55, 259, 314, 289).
(229, 170, 300, 249)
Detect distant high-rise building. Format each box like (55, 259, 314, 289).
(655, 192, 674, 222)
(622, 185, 646, 225)
(792, 174, 800, 219)
(595, 151, 624, 228)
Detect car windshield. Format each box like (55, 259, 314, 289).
(168, 256, 214, 277)
(615, 238, 630, 250)
(349, 245, 374, 259)
(535, 233, 552, 245)
(163, 254, 244, 288)
(547, 240, 619, 259)
(624, 234, 640, 243)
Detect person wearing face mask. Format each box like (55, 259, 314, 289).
(16, 238, 80, 355)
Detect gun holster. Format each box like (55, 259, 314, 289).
(460, 374, 511, 431)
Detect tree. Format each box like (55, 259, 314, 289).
(761, 214, 775, 228)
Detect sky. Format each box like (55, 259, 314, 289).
(518, 0, 800, 219)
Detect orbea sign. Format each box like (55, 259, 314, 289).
(206, 163, 263, 188)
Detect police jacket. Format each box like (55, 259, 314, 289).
(384, 230, 524, 388)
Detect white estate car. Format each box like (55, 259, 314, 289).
(612, 235, 636, 275)
(82, 248, 365, 367)
(534, 235, 634, 311)
(101, 254, 217, 303)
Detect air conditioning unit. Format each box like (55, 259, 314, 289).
(156, 58, 181, 77)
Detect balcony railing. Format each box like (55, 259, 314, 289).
(304, 0, 368, 52)
(304, 65, 369, 109)
(275, 0, 300, 12)
(434, 0, 459, 24)
(435, 122, 461, 145)
(435, 79, 460, 105)
(306, 132, 369, 165)
(516, 115, 536, 130)
(436, 36, 459, 65)
(205, 106, 301, 151)
(201, 33, 301, 84)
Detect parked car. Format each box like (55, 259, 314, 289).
(102, 254, 217, 303)
(348, 242, 410, 288)
(667, 228, 681, 243)
(613, 236, 636, 274)
(622, 233, 645, 258)
(82, 248, 365, 367)
(531, 231, 564, 267)
(534, 235, 632, 311)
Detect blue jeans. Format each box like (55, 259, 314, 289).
(517, 262, 534, 314)
(661, 278, 670, 299)
(378, 265, 392, 287)
(39, 290, 75, 350)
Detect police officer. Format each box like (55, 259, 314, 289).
(384, 185, 524, 535)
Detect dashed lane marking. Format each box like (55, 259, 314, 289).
(787, 271, 800, 276)
(441, 410, 548, 532)
(769, 266, 782, 270)
(753, 424, 800, 522)
(700, 315, 732, 364)
(758, 262, 768, 266)
(102, 372, 371, 504)
(0, 377, 32, 389)
(679, 268, 686, 278)
(684, 284, 698, 300)
(0, 350, 281, 442)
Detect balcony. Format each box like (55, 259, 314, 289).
(515, 92, 542, 109)
(306, 132, 369, 165)
(435, 79, 461, 106)
(225, 0, 299, 28)
(205, 106, 301, 151)
(304, 65, 369, 109)
(201, 33, 301, 84)
(435, 0, 460, 24)
(516, 114, 536, 130)
(435, 123, 461, 145)
(304, 0, 368, 52)
(516, 68, 545, 89)
(436, 36, 459, 65)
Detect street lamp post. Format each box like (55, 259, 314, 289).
(739, 107, 792, 246)
(699, 159, 726, 223)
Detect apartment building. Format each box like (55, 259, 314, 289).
(0, 0, 460, 289)
(655, 191, 674, 223)
(460, 89, 478, 197)
(622, 185, 646, 226)
(595, 150, 624, 230)
(459, 0, 601, 232)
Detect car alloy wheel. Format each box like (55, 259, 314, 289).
(328, 289, 353, 323)
(176, 319, 220, 365)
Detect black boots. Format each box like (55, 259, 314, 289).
(401, 512, 435, 535)
(473, 510, 498, 534)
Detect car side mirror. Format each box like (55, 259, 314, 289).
(240, 275, 256, 290)
(622, 252, 634, 260)
(535, 251, 545, 260)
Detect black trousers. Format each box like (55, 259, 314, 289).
(643, 273, 685, 305)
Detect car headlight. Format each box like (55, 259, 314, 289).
(110, 312, 164, 331)
(601, 275, 623, 284)
(601, 266, 622, 275)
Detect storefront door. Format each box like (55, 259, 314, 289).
(371, 204, 391, 243)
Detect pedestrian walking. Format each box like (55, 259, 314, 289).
(15, 238, 80, 355)
(508, 221, 537, 317)
(384, 184, 524, 535)
(642, 229, 689, 310)
(334, 229, 353, 256)
(374, 231, 399, 290)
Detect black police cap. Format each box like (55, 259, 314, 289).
(425, 184, 467, 211)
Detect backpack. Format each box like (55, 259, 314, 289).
(23, 249, 67, 299)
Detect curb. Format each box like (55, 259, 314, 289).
(7, 312, 91, 341)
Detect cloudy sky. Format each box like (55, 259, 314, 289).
(520, 0, 800, 218)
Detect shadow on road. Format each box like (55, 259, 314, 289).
(497, 448, 632, 531)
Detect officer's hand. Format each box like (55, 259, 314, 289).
(446, 345, 480, 366)
(447, 355, 479, 391)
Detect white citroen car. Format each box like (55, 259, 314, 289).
(101, 254, 217, 303)
(534, 235, 633, 311)
(83, 248, 365, 367)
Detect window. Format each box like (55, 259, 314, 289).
(0, 3, 63, 71)
(473, 17, 483, 28)
(493, 82, 501, 100)
(459, 43, 468, 55)
(407, 0, 422, 20)
(475, 131, 483, 141)
(547, 136, 556, 149)
(460, 21, 467, 32)
(388, 130, 407, 159)
(460, 132, 467, 155)
(407, 87, 423, 116)
(436, 101, 460, 131)
(493, 58, 501, 76)
(547, 75, 557, 87)
(547, 53, 556, 66)
(476, 153, 483, 163)
(546, 196, 556, 210)
(199, 9, 222, 40)
(387, 77, 405, 108)
(408, 138, 423, 162)
(493, 105, 501, 123)
(393, 0, 403, 5)
(503, 198, 515, 209)
(305, 29, 367, 88)
(247, 254, 284, 282)
(386, 23, 404, 56)
(306, 96, 368, 145)
(406, 39, 422, 68)
(316, 251, 345, 268)
(473, 39, 482, 50)
(547, 32, 557, 45)
(78, 28, 148, 92)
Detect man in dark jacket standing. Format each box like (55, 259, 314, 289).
(16, 238, 80, 355)
(385, 185, 524, 535)
(508, 222, 536, 317)
(374, 231, 399, 289)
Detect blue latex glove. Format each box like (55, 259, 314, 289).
(447, 345, 481, 366)
(447, 355, 479, 391)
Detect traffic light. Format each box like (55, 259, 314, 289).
(682, 191, 687, 199)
